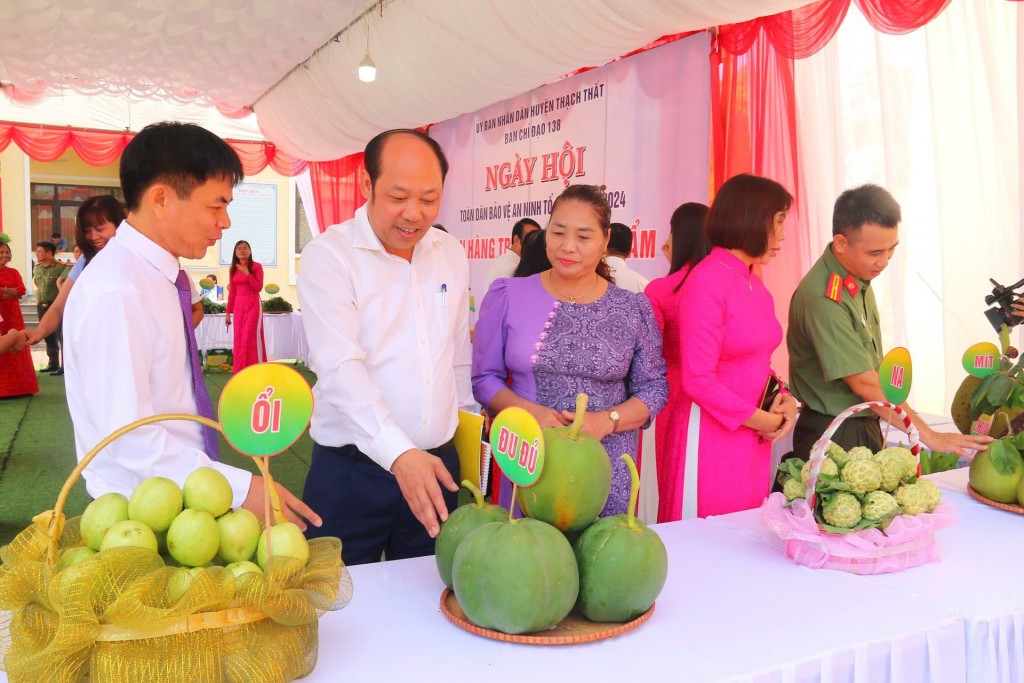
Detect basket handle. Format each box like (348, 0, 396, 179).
(804, 401, 920, 501)
(46, 413, 285, 567)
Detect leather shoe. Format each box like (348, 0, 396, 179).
(40, 365, 59, 373)
(49, 368, 64, 376)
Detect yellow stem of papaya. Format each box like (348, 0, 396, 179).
(462, 479, 485, 507)
(621, 454, 640, 531)
(568, 393, 589, 440)
(508, 484, 518, 523)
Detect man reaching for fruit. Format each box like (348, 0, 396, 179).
(63, 122, 319, 530)
(298, 129, 474, 565)
(786, 184, 991, 467)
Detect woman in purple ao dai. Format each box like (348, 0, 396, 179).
(472, 184, 668, 516)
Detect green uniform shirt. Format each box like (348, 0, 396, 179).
(32, 262, 62, 304)
(787, 243, 882, 417)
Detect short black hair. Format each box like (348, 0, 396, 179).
(364, 129, 449, 189)
(35, 241, 56, 254)
(511, 218, 540, 241)
(832, 184, 901, 237)
(120, 121, 244, 211)
(51, 231, 62, 239)
(607, 222, 633, 255)
(705, 174, 792, 258)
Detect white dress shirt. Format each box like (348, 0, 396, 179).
(298, 204, 474, 470)
(482, 249, 520, 293)
(606, 255, 650, 294)
(64, 221, 252, 506)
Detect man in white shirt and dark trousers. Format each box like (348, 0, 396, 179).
(64, 121, 319, 529)
(298, 129, 475, 566)
(605, 222, 650, 294)
(481, 217, 540, 293)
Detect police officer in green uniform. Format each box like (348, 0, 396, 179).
(786, 184, 989, 465)
(31, 241, 64, 373)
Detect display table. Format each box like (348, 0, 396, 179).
(706, 468, 1024, 683)
(306, 518, 966, 683)
(196, 312, 308, 364)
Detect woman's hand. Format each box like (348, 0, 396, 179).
(560, 410, 615, 441)
(224, 313, 232, 327)
(761, 393, 798, 442)
(527, 404, 570, 429)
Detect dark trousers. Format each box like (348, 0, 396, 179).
(304, 440, 460, 566)
(774, 408, 884, 490)
(36, 302, 61, 368)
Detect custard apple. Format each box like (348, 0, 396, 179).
(822, 492, 863, 528)
(894, 483, 930, 515)
(875, 446, 918, 478)
(844, 446, 874, 464)
(840, 458, 882, 495)
(861, 490, 899, 522)
(825, 441, 849, 468)
(782, 477, 806, 502)
(801, 457, 839, 485)
(872, 450, 909, 492)
(916, 479, 942, 512)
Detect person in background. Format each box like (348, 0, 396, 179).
(786, 184, 990, 466)
(0, 240, 38, 396)
(605, 222, 649, 293)
(28, 196, 125, 349)
(511, 228, 551, 278)
(224, 239, 266, 372)
(473, 184, 668, 516)
(483, 217, 540, 293)
(51, 231, 68, 252)
(677, 174, 798, 518)
(298, 129, 473, 565)
(63, 121, 318, 529)
(643, 202, 710, 522)
(31, 241, 63, 374)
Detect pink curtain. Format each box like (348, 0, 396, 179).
(309, 153, 366, 233)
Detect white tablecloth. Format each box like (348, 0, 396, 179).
(196, 312, 308, 364)
(707, 468, 1024, 683)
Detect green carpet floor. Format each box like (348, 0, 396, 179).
(0, 365, 316, 549)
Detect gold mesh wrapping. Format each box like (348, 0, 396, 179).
(0, 516, 352, 683)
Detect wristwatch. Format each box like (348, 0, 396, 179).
(607, 409, 620, 433)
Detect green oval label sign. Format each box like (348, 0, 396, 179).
(218, 363, 313, 457)
(489, 407, 545, 487)
(962, 342, 999, 378)
(879, 347, 912, 405)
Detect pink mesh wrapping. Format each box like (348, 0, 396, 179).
(760, 492, 956, 574)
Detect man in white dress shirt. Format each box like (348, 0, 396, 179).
(298, 129, 474, 565)
(64, 122, 318, 529)
(606, 222, 650, 293)
(481, 217, 540, 293)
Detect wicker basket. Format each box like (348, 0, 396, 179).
(0, 413, 352, 683)
(761, 401, 956, 574)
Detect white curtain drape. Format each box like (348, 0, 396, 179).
(794, 0, 1022, 417)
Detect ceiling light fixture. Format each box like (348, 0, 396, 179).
(358, 19, 376, 82)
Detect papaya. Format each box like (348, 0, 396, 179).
(435, 480, 507, 589)
(516, 394, 612, 532)
(451, 517, 578, 634)
(574, 455, 667, 622)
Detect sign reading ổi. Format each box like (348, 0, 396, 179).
(489, 407, 545, 487)
(962, 342, 1000, 378)
(879, 347, 913, 406)
(218, 363, 314, 456)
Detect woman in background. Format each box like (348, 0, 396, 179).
(644, 202, 710, 522)
(511, 228, 551, 278)
(0, 240, 38, 397)
(676, 175, 798, 519)
(225, 240, 267, 372)
(26, 195, 125, 352)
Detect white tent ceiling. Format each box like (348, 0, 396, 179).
(1, 0, 812, 158)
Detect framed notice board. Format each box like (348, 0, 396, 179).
(220, 183, 278, 266)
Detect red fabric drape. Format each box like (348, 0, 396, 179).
(309, 153, 366, 233)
